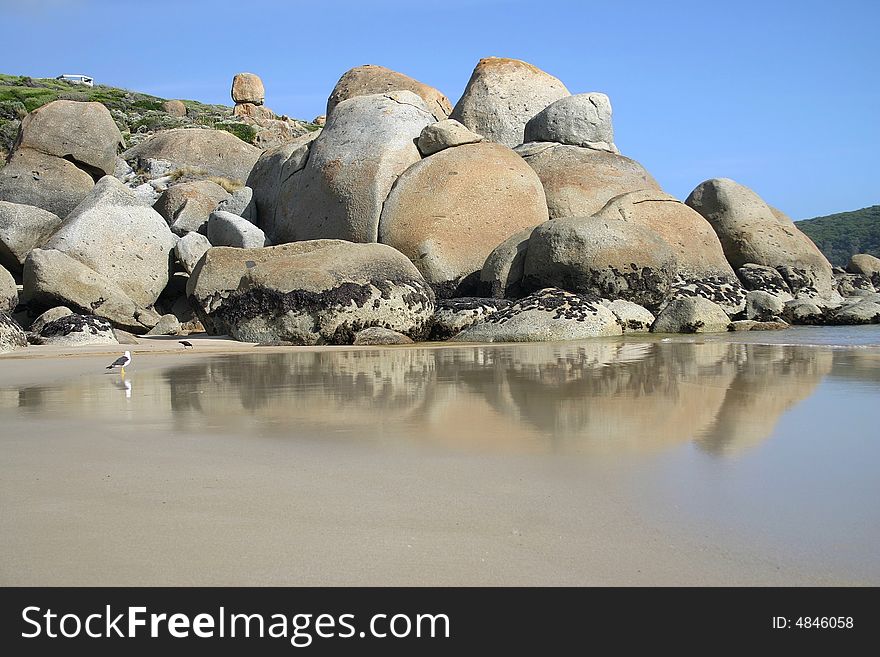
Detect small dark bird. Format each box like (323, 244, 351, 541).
(106, 351, 131, 374)
(179, 340, 193, 349)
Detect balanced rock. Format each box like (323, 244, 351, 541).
(451, 57, 570, 148)
(479, 227, 535, 299)
(0, 311, 27, 353)
(523, 215, 676, 308)
(31, 313, 118, 345)
(0, 147, 95, 218)
(208, 241, 435, 344)
(15, 100, 124, 177)
(1, 264, 16, 312)
(353, 327, 414, 345)
(450, 288, 622, 342)
(122, 129, 261, 184)
(416, 119, 483, 156)
(175, 231, 212, 275)
(277, 91, 433, 243)
(0, 201, 62, 273)
(685, 178, 835, 299)
(515, 143, 660, 218)
(430, 297, 513, 340)
(163, 100, 187, 117)
(378, 142, 549, 296)
(326, 64, 452, 122)
(524, 93, 616, 152)
(847, 253, 880, 288)
(602, 299, 655, 333)
(43, 177, 176, 307)
(207, 210, 267, 248)
(231, 73, 265, 105)
(23, 248, 160, 332)
(153, 180, 230, 236)
(651, 297, 730, 334)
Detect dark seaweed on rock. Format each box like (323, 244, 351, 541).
(39, 313, 112, 337)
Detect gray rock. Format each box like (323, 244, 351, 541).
(113, 328, 140, 345)
(44, 176, 176, 307)
(430, 297, 513, 340)
(246, 131, 321, 241)
(28, 306, 73, 335)
(524, 93, 616, 152)
(378, 142, 548, 296)
(685, 178, 835, 300)
(416, 119, 483, 156)
(0, 147, 95, 218)
(450, 287, 622, 342)
(522, 215, 677, 309)
(451, 57, 570, 148)
(16, 100, 124, 177)
(1, 264, 16, 312)
(515, 143, 660, 218)
(206, 241, 435, 344)
(746, 290, 786, 321)
(277, 91, 433, 243)
(175, 231, 212, 275)
(651, 297, 730, 334)
(0, 311, 27, 353)
(729, 319, 789, 331)
(847, 253, 880, 288)
(217, 185, 255, 221)
(146, 313, 181, 336)
(153, 180, 230, 236)
(122, 129, 262, 184)
(602, 299, 655, 333)
(352, 327, 414, 345)
(0, 201, 63, 273)
(782, 298, 825, 325)
(479, 227, 535, 299)
(31, 313, 118, 345)
(737, 263, 792, 295)
(831, 300, 880, 325)
(207, 210, 267, 248)
(22, 248, 160, 332)
(327, 65, 452, 122)
(835, 272, 874, 297)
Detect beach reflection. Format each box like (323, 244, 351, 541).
(2, 340, 842, 457)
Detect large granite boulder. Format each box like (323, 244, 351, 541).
(122, 129, 261, 184)
(651, 297, 730, 334)
(153, 180, 230, 236)
(847, 253, 880, 288)
(0, 201, 62, 273)
(43, 177, 176, 307)
(450, 57, 570, 148)
(0, 311, 27, 353)
(231, 73, 265, 104)
(430, 297, 512, 340)
(831, 300, 880, 325)
(736, 263, 792, 296)
(246, 131, 320, 239)
(522, 215, 677, 308)
(327, 64, 452, 122)
(22, 248, 160, 332)
(601, 299, 655, 333)
(515, 143, 660, 218)
(524, 93, 616, 153)
(30, 313, 119, 345)
(685, 178, 835, 300)
(207, 241, 435, 344)
(0, 147, 95, 218)
(1, 264, 16, 312)
(15, 100, 123, 177)
(28, 306, 73, 335)
(276, 92, 433, 244)
(378, 142, 548, 296)
(479, 227, 535, 299)
(450, 287, 621, 342)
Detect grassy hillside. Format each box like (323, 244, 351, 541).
(797, 206, 880, 266)
(0, 73, 318, 162)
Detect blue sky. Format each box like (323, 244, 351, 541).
(2, 0, 878, 219)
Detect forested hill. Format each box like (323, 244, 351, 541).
(797, 206, 880, 266)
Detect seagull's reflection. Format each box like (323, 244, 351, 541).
(115, 377, 132, 400)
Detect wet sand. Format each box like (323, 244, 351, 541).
(1, 330, 879, 585)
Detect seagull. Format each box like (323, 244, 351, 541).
(106, 350, 131, 375)
(178, 340, 193, 349)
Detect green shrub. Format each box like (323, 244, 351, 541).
(216, 122, 257, 144)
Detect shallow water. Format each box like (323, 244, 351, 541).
(1, 327, 879, 585)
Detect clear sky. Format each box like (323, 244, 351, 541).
(2, 0, 877, 219)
